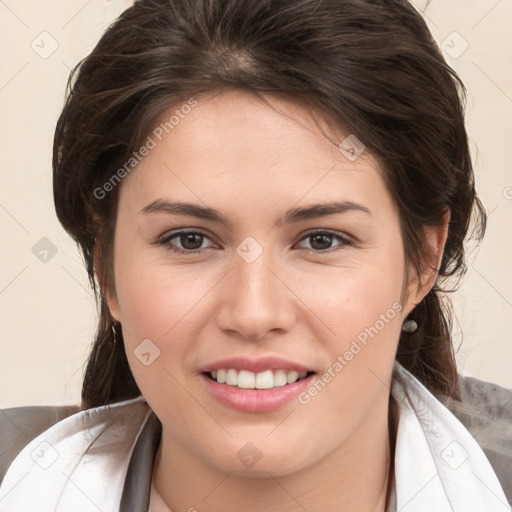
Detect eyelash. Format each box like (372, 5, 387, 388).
(155, 229, 353, 255)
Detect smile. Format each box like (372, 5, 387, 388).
(207, 369, 312, 389)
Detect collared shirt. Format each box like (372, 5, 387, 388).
(0, 362, 511, 511)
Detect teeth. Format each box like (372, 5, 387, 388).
(226, 369, 238, 386)
(238, 370, 255, 389)
(274, 369, 288, 387)
(256, 370, 274, 389)
(287, 371, 299, 384)
(209, 369, 309, 389)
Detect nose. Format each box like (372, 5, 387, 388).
(214, 250, 296, 342)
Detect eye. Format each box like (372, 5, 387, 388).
(157, 229, 215, 254)
(155, 228, 352, 255)
(295, 230, 352, 252)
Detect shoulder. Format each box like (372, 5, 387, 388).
(439, 375, 512, 502)
(0, 404, 79, 486)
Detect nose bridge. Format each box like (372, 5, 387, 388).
(235, 249, 275, 306)
(215, 240, 295, 339)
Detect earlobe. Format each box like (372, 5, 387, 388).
(93, 242, 121, 322)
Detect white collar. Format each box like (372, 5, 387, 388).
(391, 362, 510, 511)
(0, 395, 150, 511)
(0, 362, 509, 511)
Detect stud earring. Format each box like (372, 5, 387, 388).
(402, 318, 418, 333)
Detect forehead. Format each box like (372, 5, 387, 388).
(117, 89, 393, 220)
(148, 89, 355, 164)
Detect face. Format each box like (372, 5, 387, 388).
(104, 89, 436, 477)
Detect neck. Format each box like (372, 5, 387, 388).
(152, 393, 394, 512)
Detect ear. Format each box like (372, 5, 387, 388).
(93, 241, 121, 322)
(405, 209, 451, 311)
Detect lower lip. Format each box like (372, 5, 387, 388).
(200, 373, 315, 413)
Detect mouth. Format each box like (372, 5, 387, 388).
(200, 356, 317, 412)
(203, 369, 316, 390)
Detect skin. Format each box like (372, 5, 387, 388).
(100, 89, 449, 512)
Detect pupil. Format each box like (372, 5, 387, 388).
(311, 234, 331, 250)
(182, 233, 202, 250)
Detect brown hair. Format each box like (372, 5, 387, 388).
(53, 0, 486, 410)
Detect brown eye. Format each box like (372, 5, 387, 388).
(158, 230, 214, 254)
(177, 232, 205, 251)
(296, 230, 351, 252)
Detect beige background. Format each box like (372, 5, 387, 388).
(0, 0, 511, 407)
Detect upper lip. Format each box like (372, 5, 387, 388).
(201, 356, 312, 374)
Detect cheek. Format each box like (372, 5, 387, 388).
(303, 247, 405, 341)
(115, 263, 199, 333)
(297, 248, 405, 408)
(111, 235, 210, 389)
(113, 255, 210, 422)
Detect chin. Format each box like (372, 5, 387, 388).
(205, 442, 311, 478)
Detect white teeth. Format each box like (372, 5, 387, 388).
(287, 371, 299, 384)
(255, 370, 274, 389)
(226, 369, 238, 386)
(273, 369, 288, 387)
(209, 369, 310, 389)
(237, 370, 255, 389)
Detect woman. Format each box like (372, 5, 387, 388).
(0, 0, 510, 510)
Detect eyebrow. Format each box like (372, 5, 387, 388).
(139, 199, 371, 228)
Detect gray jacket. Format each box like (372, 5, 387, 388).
(1, 375, 511, 510)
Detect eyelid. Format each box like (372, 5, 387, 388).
(157, 228, 210, 240)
